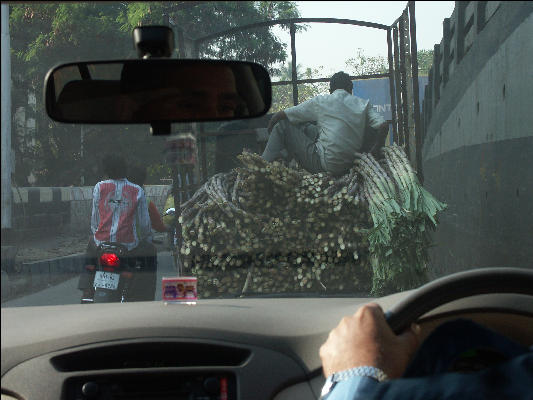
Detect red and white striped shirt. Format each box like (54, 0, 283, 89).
(91, 179, 151, 251)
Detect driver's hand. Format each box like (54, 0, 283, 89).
(319, 303, 421, 379)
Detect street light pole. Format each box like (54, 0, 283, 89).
(1, 4, 13, 234)
(81, 125, 85, 186)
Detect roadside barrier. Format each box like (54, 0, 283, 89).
(1, 253, 86, 303)
(10, 185, 172, 232)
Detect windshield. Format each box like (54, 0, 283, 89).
(2, 1, 531, 307)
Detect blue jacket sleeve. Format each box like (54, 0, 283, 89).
(324, 353, 533, 400)
(323, 376, 380, 400)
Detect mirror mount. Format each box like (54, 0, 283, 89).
(133, 25, 174, 59)
(133, 25, 174, 134)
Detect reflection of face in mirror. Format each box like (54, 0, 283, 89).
(49, 61, 269, 123)
(120, 64, 243, 121)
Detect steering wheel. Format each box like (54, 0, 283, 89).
(385, 267, 533, 335)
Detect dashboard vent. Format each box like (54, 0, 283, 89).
(51, 342, 250, 372)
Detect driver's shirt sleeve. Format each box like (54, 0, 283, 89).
(323, 376, 380, 400)
(323, 353, 533, 400)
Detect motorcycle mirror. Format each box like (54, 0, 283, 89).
(44, 59, 272, 124)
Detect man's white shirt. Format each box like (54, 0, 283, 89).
(284, 89, 385, 175)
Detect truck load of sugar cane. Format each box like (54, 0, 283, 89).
(178, 144, 446, 297)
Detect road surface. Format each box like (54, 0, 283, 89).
(2, 251, 176, 308)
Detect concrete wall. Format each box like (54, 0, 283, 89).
(11, 185, 172, 232)
(421, 2, 533, 277)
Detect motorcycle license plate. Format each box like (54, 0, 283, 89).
(94, 271, 120, 290)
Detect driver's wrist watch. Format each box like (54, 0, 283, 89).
(320, 366, 388, 399)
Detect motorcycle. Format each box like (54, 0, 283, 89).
(81, 241, 154, 303)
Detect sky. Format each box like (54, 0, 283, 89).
(271, 1, 455, 75)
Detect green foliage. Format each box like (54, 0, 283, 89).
(9, 3, 133, 186)
(269, 47, 435, 115)
(270, 62, 329, 112)
(357, 145, 447, 295)
(193, 2, 302, 73)
(344, 48, 389, 76)
(345, 47, 434, 77)
(416, 49, 434, 76)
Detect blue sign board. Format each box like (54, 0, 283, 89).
(352, 77, 429, 144)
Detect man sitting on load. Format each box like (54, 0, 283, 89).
(262, 71, 389, 176)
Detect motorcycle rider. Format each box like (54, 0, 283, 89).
(128, 164, 169, 234)
(79, 154, 156, 302)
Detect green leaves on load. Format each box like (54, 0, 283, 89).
(359, 145, 447, 295)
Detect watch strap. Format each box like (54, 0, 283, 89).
(333, 365, 388, 382)
(320, 366, 388, 399)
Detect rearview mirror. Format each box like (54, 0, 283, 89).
(44, 60, 272, 124)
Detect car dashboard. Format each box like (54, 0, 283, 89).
(2, 294, 533, 400)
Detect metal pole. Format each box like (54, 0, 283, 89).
(80, 125, 85, 185)
(290, 23, 298, 106)
(272, 72, 389, 86)
(398, 13, 410, 157)
(402, 10, 415, 164)
(171, 163, 183, 274)
(386, 28, 398, 143)
(392, 26, 404, 145)
(408, 1, 424, 183)
(1, 4, 13, 231)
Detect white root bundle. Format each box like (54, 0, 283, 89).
(179, 145, 445, 297)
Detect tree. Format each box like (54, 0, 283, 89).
(9, 3, 134, 186)
(270, 61, 329, 112)
(416, 49, 433, 76)
(270, 48, 391, 114)
(345, 47, 434, 77)
(277, 60, 304, 80)
(116, 2, 302, 76)
(269, 47, 434, 114)
(344, 48, 389, 76)
(9, 2, 302, 186)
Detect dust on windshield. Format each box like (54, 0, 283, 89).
(2, 2, 531, 307)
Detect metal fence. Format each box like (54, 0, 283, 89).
(163, 2, 427, 209)
(388, 2, 423, 181)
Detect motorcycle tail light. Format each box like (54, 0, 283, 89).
(99, 253, 120, 268)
